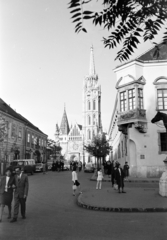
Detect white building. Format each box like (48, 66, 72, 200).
(108, 43, 167, 178)
(56, 46, 102, 163)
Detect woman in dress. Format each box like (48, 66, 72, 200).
(72, 167, 82, 196)
(0, 168, 15, 222)
(96, 168, 103, 190)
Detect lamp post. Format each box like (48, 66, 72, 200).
(96, 146, 99, 169)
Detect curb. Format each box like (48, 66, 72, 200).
(90, 178, 159, 183)
(77, 194, 167, 213)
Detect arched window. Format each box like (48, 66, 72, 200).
(88, 115, 91, 125)
(87, 129, 91, 140)
(87, 100, 91, 110)
(93, 100, 96, 110)
(93, 114, 96, 125)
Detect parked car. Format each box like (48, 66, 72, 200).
(63, 161, 70, 170)
(84, 163, 95, 173)
(10, 159, 36, 175)
(35, 163, 44, 172)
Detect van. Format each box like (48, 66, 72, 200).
(10, 159, 36, 175)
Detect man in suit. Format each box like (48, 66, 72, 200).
(0, 168, 15, 222)
(10, 166, 29, 223)
(115, 163, 126, 193)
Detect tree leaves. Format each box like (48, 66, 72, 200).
(68, 0, 167, 62)
(84, 133, 112, 158)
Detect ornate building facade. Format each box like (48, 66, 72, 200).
(55, 46, 102, 163)
(108, 43, 167, 178)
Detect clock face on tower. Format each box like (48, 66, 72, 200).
(73, 143, 79, 150)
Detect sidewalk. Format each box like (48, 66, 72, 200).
(90, 173, 159, 183)
(77, 177, 167, 212)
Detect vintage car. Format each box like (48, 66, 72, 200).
(10, 159, 36, 175)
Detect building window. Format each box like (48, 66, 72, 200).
(93, 100, 96, 110)
(138, 88, 144, 109)
(88, 101, 91, 110)
(11, 123, 16, 138)
(27, 133, 30, 143)
(120, 91, 126, 112)
(93, 114, 96, 125)
(18, 126, 22, 139)
(18, 130, 22, 139)
(157, 89, 167, 110)
(87, 129, 91, 140)
(160, 133, 167, 152)
(128, 89, 135, 110)
(88, 115, 91, 125)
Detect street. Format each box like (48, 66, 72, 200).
(0, 170, 167, 240)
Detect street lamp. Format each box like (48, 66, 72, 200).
(96, 146, 99, 168)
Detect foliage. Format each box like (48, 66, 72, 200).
(84, 133, 112, 158)
(68, 0, 167, 61)
(47, 139, 62, 155)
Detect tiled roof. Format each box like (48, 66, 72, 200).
(60, 108, 70, 135)
(77, 124, 82, 130)
(115, 42, 167, 69)
(138, 43, 167, 61)
(0, 98, 46, 135)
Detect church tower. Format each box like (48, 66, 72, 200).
(58, 106, 70, 156)
(82, 46, 102, 145)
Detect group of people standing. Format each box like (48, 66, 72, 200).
(0, 166, 29, 223)
(96, 161, 129, 193)
(70, 160, 83, 172)
(52, 160, 64, 172)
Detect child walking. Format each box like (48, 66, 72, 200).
(96, 168, 103, 190)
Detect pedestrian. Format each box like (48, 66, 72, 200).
(52, 161, 56, 171)
(57, 161, 61, 172)
(78, 161, 82, 172)
(115, 163, 126, 193)
(83, 162, 85, 170)
(111, 160, 116, 187)
(72, 167, 82, 196)
(96, 168, 103, 190)
(107, 160, 111, 177)
(61, 161, 64, 171)
(0, 168, 15, 222)
(10, 166, 29, 222)
(43, 162, 46, 174)
(123, 161, 129, 180)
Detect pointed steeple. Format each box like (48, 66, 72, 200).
(55, 123, 59, 135)
(60, 106, 70, 135)
(89, 45, 96, 75)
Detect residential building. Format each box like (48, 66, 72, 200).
(0, 98, 48, 164)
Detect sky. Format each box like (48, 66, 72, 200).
(0, 0, 165, 139)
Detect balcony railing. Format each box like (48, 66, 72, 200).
(118, 108, 146, 125)
(117, 108, 147, 134)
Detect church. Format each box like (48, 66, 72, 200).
(55, 46, 102, 163)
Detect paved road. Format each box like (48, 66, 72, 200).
(0, 171, 167, 240)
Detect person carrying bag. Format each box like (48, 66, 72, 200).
(72, 167, 82, 196)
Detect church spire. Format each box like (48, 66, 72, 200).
(60, 106, 70, 135)
(89, 45, 96, 75)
